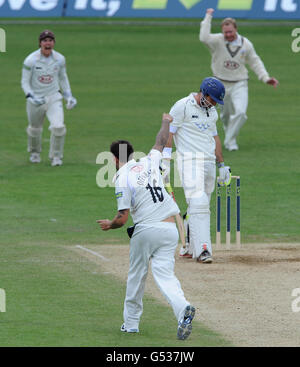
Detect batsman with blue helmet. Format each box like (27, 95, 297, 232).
(162, 77, 231, 263)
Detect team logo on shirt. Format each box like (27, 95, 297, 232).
(115, 191, 123, 199)
(131, 165, 143, 173)
(38, 74, 53, 84)
(194, 122, 210, 131)
(224, 60, 240, 70)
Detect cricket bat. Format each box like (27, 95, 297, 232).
(165, 183, 186, 248)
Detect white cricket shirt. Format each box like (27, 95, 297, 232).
(21, 49, 72, 98)
(200, 14, 270, 83)
(169, 93, 218, 162)
(114, 149, 179, 224)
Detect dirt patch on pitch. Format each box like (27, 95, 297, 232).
(75, 243, 300, 347)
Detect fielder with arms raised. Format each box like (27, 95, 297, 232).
(97, 113, 195, 340)
(200, 8, 278, 151)
(163, 77, 231, 263)
(21, 30, 77, 166)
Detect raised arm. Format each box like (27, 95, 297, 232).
(152, 113, 173, 153)
(200, 8, 219, 46)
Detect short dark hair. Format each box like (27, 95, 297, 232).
(110, 140, 134, 163)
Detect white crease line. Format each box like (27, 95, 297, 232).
(75, 245, 110, 262)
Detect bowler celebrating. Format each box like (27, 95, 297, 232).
(97, 113, 195, 340)
(21, 30, 77, 166)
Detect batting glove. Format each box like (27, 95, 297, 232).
(218, 162, 231, 186)
(26, 93, 46, 106)
(160, 158, 171, 184)
(66, 96, 77, 110)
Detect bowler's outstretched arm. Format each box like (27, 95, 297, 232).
(97, 209, 130, 231)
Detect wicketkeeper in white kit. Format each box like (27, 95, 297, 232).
(21, 30, 77, 166)
(200, 8, 278, 151)
(162, 77, 231, 263)
(97, 113, 195, 340)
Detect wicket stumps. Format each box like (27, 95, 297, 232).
(216, 176, 241, 248)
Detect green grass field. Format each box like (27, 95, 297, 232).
(0, 19, 299, 347)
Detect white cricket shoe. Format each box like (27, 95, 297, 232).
(51, 157, 63, 166)
(29, 153, 41, 163)
(177, 305, 195, 340)
(225, 142, 239, 151)
(179, 246, 192, 258)
(120, 323, 139, 333)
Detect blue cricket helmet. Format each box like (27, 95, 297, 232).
(200, 77, 225, 105)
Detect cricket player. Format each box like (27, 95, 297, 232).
(200, 8, 279, 151)
(21, 30, 77, 166)
(162, 77, 231, 263)
(97, 113, 195, 340)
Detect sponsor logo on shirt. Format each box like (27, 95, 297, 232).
(115, 191, 123, 199)
(38, 74, 53, 84)
(224, 60, 240, 70)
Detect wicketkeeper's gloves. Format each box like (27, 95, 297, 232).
(26, 93, 46, 106)
(66, 96, 77, 110)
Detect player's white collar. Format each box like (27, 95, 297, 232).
(190, 93, 198, 105)
(37, 48, 58, 61)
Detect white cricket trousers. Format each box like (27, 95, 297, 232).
(220, 80, 248, 148)
(123, 222, 190, 331)
(178, 157, 216, 258)
(26, 92, 66, 158)
(186, 162, 216, 258)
